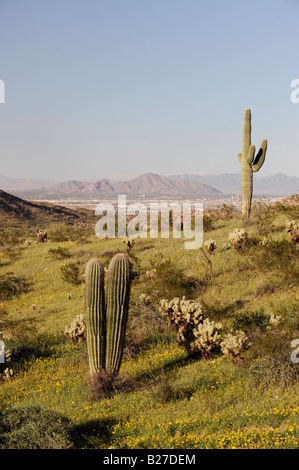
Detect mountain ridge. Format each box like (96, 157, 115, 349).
(168, 172, 299, 196)
(1, 172, 298, 198)
(0, 189, 94, 225)
(5, 173, 221, 199)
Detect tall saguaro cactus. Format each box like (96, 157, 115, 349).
(85, 254, 131, 378)
(238, 109, 268, 218)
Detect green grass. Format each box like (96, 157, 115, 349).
(0, 197, 298, 449)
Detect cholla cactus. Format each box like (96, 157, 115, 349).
(37, 230, 47, 243)
(3, 367, 13, 380)
(286, 220, 299, 245)
(160, 296, 203, 350)
(193, 318, 223, 359)
(64, 313, 86, 343)
(220, 330, 251, 361)
(228, 228, 249, 249)
(286, 220, 299, 234)
(259, 236, 268, 246)
(266, 313, 282, 329)
(270, 313, 282, 326)
(145, 269, 156, 279)
(123, 236, 135, 252)
(139, 293, 151, 305)
(204, 239, 217, 254)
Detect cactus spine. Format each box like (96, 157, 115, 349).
(85, 254, 131, 377)
(238, 109, 267, 218)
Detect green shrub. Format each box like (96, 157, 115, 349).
(0, 405, 75, 449)
(50, 224, 91, 243)
(249, 353, 299, 389)
(7, 333, 66, 374)
(48, 246, 71, 259)
(60, 262, 82, 285)
(256, 239, 298, 282)
(233, 308, 270, 332)
(126, 296, 171, 355)
(149, 258, 199, 298)
(0, 273, 29, 300)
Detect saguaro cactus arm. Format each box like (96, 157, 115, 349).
(252, 139, 267, 172)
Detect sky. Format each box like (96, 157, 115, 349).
(0, 0, 299, 182)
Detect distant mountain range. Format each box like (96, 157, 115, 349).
(2, 173, 221, 199)
(168, 173, 299, 196)
(0, 172, 298, 199)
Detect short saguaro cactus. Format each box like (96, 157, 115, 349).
(85, 254, 131, 379)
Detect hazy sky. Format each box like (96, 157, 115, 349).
(0, 0, 299, 181)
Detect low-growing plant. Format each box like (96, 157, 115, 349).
(149, 258, 199, 298)
(7, 333, 64, 373)
(203, 211, 215, 232)
(49, 224, 91, 243)
(286, 220, 299, 244)
(0, 405, 75, 449)
(255, 239, 298, 283)
(0, 273, 29, 301)
(48, 246, 71, 259)
(148, 369, 176, 404)
(249, 353, 299, 389)
(125, 295, 171, 356)
(60, 262, 82, 285)
(86, 369, 133, 400)
(233, 308, 270, 332)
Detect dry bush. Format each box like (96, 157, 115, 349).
(87, 369, 133, 400)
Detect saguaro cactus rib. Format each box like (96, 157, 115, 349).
(238, 109, 268, 218)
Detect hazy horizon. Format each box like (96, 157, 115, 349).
(1, 169, 299, 185)
(0, 0, 299, 182)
